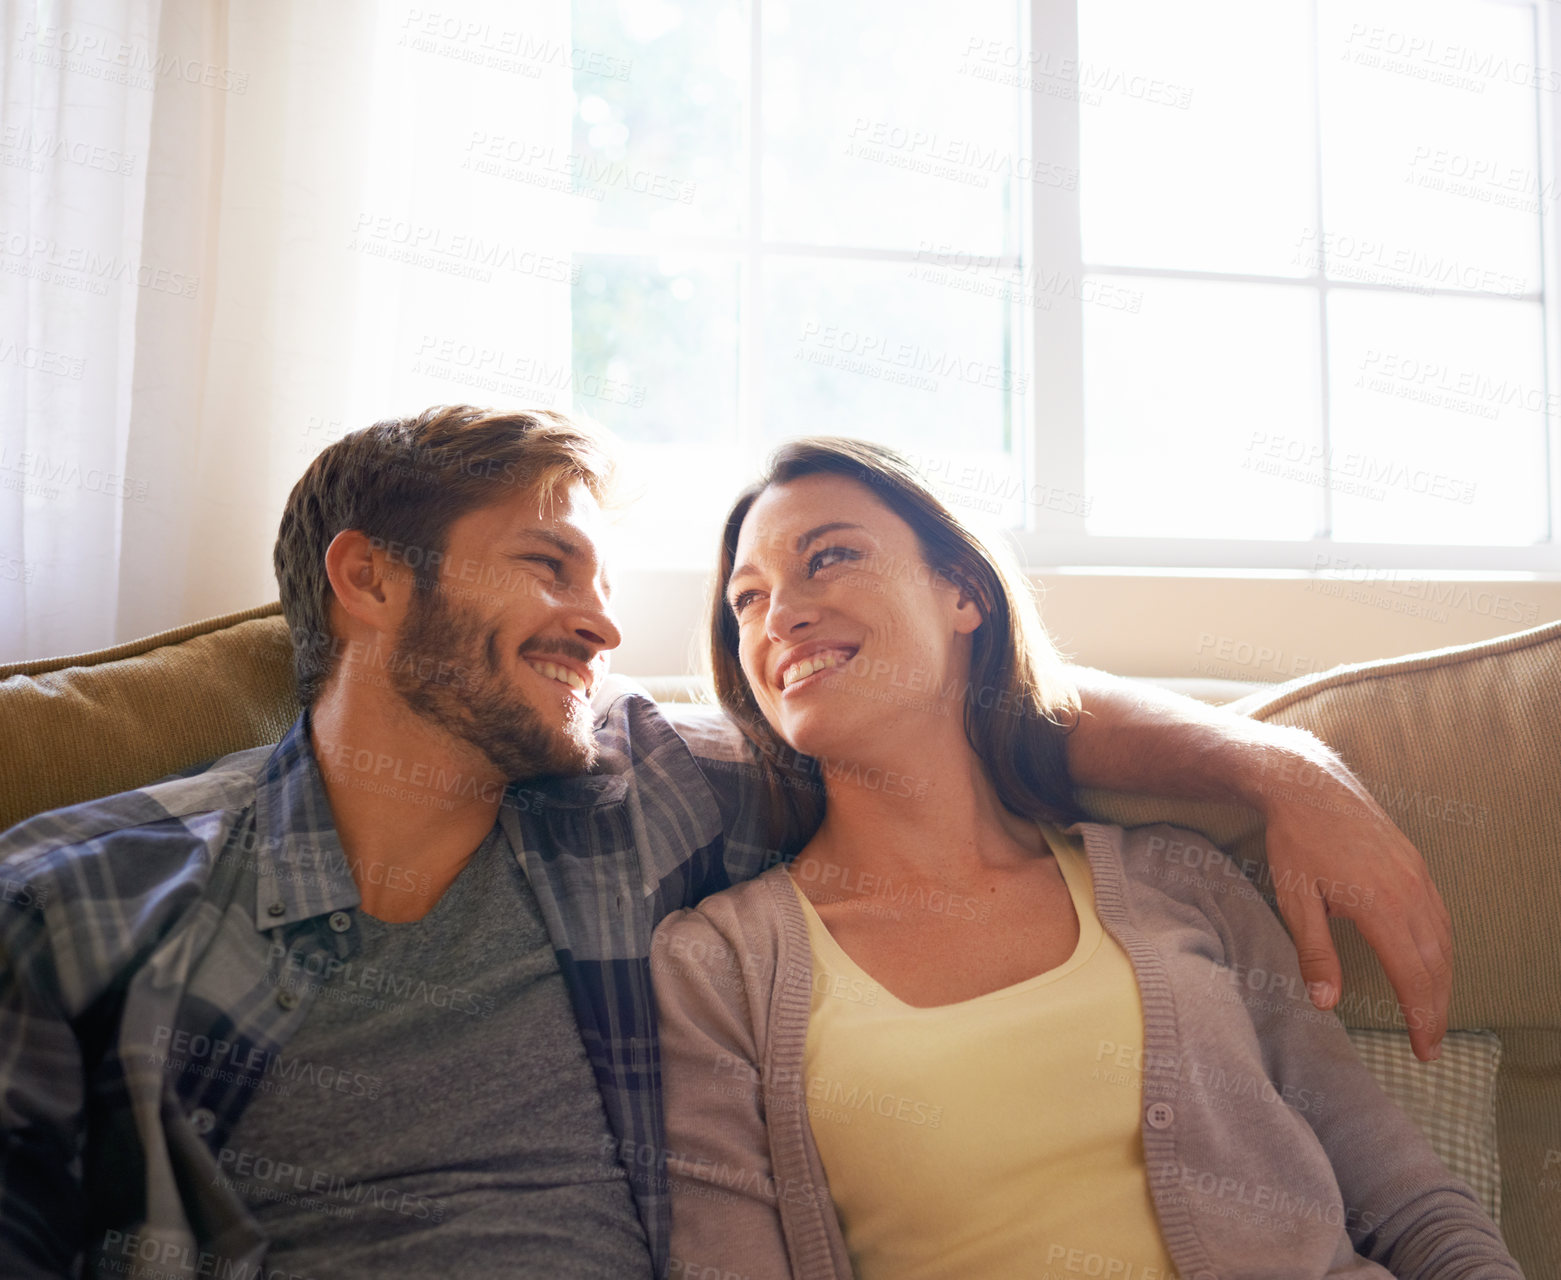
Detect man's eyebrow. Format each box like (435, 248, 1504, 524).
(513, 528, 613, 596)
(511, 529, 580, 558)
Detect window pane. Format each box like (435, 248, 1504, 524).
(571, 255, 739, 442)
(571, 0, 747, 235)
(1083, 275, 1321, 538)
(1327, 291, 1547, 544)
(1078, 0, 1316, 276)
(763, 0, 1020, 251)
(763, 258, 1017, 464)
(1315, 0, 1542, 297)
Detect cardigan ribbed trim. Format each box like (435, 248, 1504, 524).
(761, 868, 843, 1277)
(1076, 822, 1217, 1279)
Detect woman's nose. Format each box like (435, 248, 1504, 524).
(764, 583, 821, 641)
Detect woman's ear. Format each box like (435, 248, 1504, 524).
(946, 568, 986, 636)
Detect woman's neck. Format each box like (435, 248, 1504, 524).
(804, 736, 1045, 886)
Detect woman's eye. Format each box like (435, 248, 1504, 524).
(808, 546, 860, 575)
(730, 590, 760, 615)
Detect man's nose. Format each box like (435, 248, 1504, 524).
(572, 591, 622, 653)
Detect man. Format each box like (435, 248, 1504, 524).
(0, 405, 1452, 1279)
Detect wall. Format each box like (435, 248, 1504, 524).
(611, 568, 1561, 681)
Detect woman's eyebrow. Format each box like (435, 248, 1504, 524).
(792, 522, 865, 552)
(729, 522, 870, 590)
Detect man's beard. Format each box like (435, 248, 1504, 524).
(389, 583, 597, 780)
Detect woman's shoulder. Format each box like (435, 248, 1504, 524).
(1062, 819, 1267, 906)
(653, 862, 799, 959)
(652, 864, 811, 1032)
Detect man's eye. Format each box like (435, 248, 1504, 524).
(808, 546, 860, 575)
(521, 555, 564, 577)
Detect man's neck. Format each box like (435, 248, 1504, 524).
(308, 691, 510, 922)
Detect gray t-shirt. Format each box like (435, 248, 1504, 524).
(224, 825, 650, 1278)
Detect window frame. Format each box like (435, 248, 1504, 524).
(1015, 0, 1561, 573)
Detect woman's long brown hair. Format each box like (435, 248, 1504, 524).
(709, 437, 1084, 855)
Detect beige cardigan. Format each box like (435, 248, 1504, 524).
(650, 821, 1521, 1280)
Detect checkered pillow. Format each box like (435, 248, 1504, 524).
(1345, 1028, 1503, 1224)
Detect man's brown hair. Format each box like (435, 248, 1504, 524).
(274, 404, 615, 708)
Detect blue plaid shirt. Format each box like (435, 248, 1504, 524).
(0, 680, 776, 1279)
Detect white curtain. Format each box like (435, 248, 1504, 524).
(0, 0, 574, 664)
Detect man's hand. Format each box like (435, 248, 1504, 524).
(1064, 667, 1455, 1062)
(1257, 749, 1453, 1062)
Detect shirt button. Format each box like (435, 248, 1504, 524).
(328, 911, 352, 933)
(267, 902, 285, 917)
(276, 987, 300, 1010)
(1146, 1102, 1175, 1130)
(189, 1107, 215, 1135)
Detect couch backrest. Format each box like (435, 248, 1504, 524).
(1076, 617, 1561, 1267)
(3, 604, 1558, 1272)
(0, 603, 299, 831)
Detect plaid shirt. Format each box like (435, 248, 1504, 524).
(0, 679, 775, 1279)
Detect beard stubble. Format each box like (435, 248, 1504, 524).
(390, 583, 598, 781)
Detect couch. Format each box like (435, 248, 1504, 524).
(2, 602, 1557, 1272)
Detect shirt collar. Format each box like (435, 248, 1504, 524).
(248, 711, 361, 929)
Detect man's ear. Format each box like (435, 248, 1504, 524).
(323, 529, 408, 632)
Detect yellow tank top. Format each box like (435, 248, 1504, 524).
(794, 824, 1177, 1280)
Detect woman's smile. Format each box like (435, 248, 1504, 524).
(777, 644, 860, 693)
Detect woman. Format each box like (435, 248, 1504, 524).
(650, 437, 1520, 1279)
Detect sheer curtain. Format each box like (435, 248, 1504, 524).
(0, 0, 574, 664)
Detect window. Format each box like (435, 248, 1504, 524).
(568, 0, 1559, 573)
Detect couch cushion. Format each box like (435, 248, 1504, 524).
(1346, 1028, 1503, 1225)
(0, 603, 299, 834)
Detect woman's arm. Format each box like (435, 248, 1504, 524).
(1068, 665, 1453, 1062)
(651, 908, 801, 1280)
(1179, 830, 1521, 1278)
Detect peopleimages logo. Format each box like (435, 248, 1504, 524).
(957, 39, 1195, 109)
(1244, 430, 1478, 506)
(15, 22, 249, 94)
(1158, 1158, 1382, 1234)
(0, 125, 137, 176)
(0, 229, 199, 299)
(1293, 227, 1527, 297)
(348, 214, 578, 286)
(269, 943, 495, 1018)
(0, 444, 151, 501)
(1340, 22, 1561, 94)
(910, 244, 1143, 315)
(213, 1145, 445, 1222)
(795, 321, 1028, 394)
(844, 118, 1077, 190)
(149, 1026, 384, 1098)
